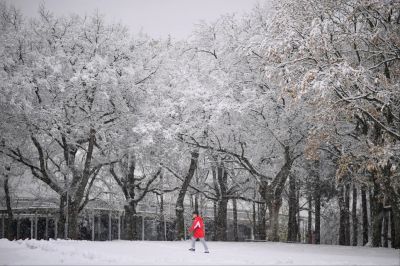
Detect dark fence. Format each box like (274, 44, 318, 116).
(1, 211, 253, 241)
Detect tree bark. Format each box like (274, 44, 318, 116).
(4, 168, 14, 240)
(352, 185, 358, 246)
(213, 200, 217, 241)
(157, 174, 165, 241)
(67, 128, 96, 239)
(258, 202, 267, 240)
(68, 204, 80, 240)
(338, 183, 346, 245)
(215, 165, 228, 241)
(382, 208, 389, 248)
(371, 177, 383, 247)
(314, 171, 321, 245)
(194, 195, 199, 214)
(194, 172, 199, 213)
(175, 151, 199, 240)
(296, 189, 301, 242)
(380, 162, 400, 249)
(287, 173, 298, 242)
(57, 194, 66, 239)
(257, 182, 267, 240)
(232, 198, 239, 241)
(268, 196, 283, 242)
(252, 198, 257, 240)
(391, 207, 400, 249)
(344, 183, 351, 246)
(361, 185, 369, 246)
(215, 198, 228, 241)
(6, 132, 101, 240)
(110, 154, 161, 240)
(264, 146, 293, 242)
(307, 194, 312, 244)
(124, 203, 138, 240)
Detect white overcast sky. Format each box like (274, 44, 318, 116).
(10, 0, 271, 39)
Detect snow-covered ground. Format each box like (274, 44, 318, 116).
(0, 239, 398, 265)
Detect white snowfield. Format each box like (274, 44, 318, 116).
(0, 239, 399, 265)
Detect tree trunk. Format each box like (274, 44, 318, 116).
(111, 155, 161, 240)
(344, 183, 351, 246)
(124, 203, 138, 240)
(296, 189, 301, 242)
(314, 172, 321, 245)
(369, 187, 373, 228)
(57, 194, 66, 239)
(232, 198, 239, 241)
(391, 207, 400, 249)
(266, 146, 292, 242)
(194, 173, 199, 213)
(213, 200, 217, 241)
(257, 182, 267, 240)
(381, 162, 400, 249)
(122, 159, 138, 240)
(215, 198, 228, 241)
(352, 185, 358, 246)
(307, 194, 312, 244)
(214, 161, 229, 241)
(382, 208, 389, 248)
(268, 197, 283, 242)
(258, 202, 267, 240)
(287, 174, 298, 242)
(212, 164, 218, 241)
(68, 128, 96, 240)
(252, 200, 257, 240)
(267, 202, 280, 242)
(371, 177, 383, 247)
(68, 204, 80, 239)
(361, 185, 369, 246)
(157, 179, 165, 241)
(338, 183, 346, 245)
(4, 169, 14, 240)
(194, 195, 199, 213)
(157, 195, 164, 240)
(175, 151, 199, 240)
(214, 165, 228, 241)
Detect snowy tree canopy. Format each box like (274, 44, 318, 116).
(0, 0, 399, 249)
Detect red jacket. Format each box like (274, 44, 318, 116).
(189, 216, 205, 238)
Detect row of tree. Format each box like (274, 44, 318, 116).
(1, 0, 399, 248)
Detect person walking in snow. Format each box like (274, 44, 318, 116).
(188, 211, 209, 253)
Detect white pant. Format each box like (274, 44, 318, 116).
(190, 237, 209, 251)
